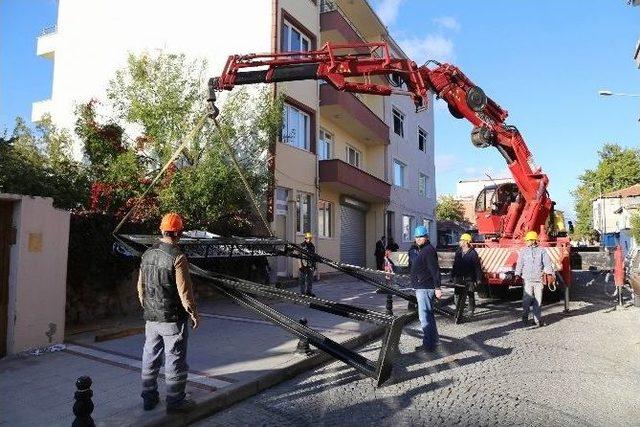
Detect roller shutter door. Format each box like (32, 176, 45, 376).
(340, 205, 366, 266)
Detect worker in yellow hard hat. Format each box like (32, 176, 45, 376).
(299, 231, 317, 297)
(514, 230, 554, 328)
(451, 233, 482, 322)
(137, 213, 199, 413)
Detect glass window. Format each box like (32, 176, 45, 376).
(422, 218, 431, 236)
(418, 127, 427, 151)
(296, 192, 312, 233)
(393, 108, 404, 137)
(281, 21, 310, 53)
(319, 128, 333, 160)
(402, 215, 414, 242)
(394, 160, 405, 187)
(318, 200, 333, 237)
(282, 103, 310, 150)
(346, 145, 361, 168)
(419, 173, 427, 197)
(275, 187, 289, 216)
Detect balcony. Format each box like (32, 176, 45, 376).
(37, 26, 57, 60)
(320, 84, 389, 146)
(319, 159, 390, 203)
(31, 99, 52, 123)
(320, 4, 366, 46)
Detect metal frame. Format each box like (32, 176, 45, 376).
(115, 234, 407, 386)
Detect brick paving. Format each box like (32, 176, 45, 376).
(196, 272, 640, 427)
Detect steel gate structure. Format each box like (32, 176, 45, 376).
(115, 233, 470, 386)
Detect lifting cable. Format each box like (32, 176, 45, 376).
(113, 101, 273, 237)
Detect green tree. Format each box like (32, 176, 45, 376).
(630, 213, 640, 244)
(572, 144, 640, 238)
(436, 195, 466, 222)
(75, 51, 283, 233)
(0, 116, 89, 209)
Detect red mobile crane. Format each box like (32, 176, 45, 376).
(212, 41, 571, 296)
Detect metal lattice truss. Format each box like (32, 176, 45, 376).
(115, 234, 468, 386)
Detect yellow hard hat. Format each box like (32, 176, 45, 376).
(524, 231, 538, 241)
(460, 233, 472, 242)
(304, 232, 313, 239)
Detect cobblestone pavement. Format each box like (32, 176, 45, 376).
(196, 272, 640, 427)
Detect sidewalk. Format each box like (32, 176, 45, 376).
(0, 274, 417, 427)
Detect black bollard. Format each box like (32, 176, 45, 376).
(386, 293, 393, 316)
(295, 318, 312, 355)
(72, 376, 95, 427)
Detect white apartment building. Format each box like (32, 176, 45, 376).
(33, 0, 436, 271)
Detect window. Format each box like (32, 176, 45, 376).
(296, 192, 312, 233)
(282, 103, 310, 150)
(318, 200, 333, 237)
(275, 187, 289, 216)
(318, 128, 333, 160)
(281, 21, 310, 53)
(393, 107, 404, 137)
(422, 218, 431, 236)
(386, 211, 395, 241)
(418, 127, 428, 151)
(346, 145, 361, 168)
(402, 215, 414, 242)
(393, 160, 406, 187)
(418, 173, 427, 197)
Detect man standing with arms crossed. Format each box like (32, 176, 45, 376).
(138, 213, 200, 413)
(515, 231, 555, 328)
(409, 225, 442, 352)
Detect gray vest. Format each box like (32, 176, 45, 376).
(140, 242, 187, 322)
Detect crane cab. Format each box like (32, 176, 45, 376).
(474, 183, 522, 237)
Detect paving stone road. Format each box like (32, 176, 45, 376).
(195, 272, 640, 427)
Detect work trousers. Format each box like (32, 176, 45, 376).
(522, 281, 544, 324)
(141, 320, 189, 405)
(299, 267, 314, 295)
(415, 289, 439, 350)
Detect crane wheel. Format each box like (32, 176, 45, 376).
(466, 86, 487, 112)
(471, 126, 494, 148)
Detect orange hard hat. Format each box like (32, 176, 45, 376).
(160, 213, 184, 232)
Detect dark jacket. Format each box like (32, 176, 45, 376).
(409, 242, 441, 289)
(300, 240, 317, 270)
(375, 240, 386, 259)
(451, 247, 483, 283)
(139, 242, 188, 322)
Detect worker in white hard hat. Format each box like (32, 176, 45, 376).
(298, 232, 317, 297)
(514, 231, 555, 328)
(451, 233, 482, 322)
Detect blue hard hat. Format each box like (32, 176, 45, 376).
(414, 225, 429, 238)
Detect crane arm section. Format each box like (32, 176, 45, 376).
(212, 42, 552, 241)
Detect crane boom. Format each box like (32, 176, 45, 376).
(212, 42, 553, 242)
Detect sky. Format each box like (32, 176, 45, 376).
(1, 0, 639, 220)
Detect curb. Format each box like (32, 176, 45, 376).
(102, 310, 417, 427)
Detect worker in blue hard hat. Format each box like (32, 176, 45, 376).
(408, 225, 441, 353)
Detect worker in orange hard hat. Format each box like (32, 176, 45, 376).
(299, 232, 317, 297)
(515, 230, 554, 328)
(137, 213, 200, 413)
(451, 233, 481, 322)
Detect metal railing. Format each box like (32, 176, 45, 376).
(40, 25, 57, 36)
(320, 0, 369, 45)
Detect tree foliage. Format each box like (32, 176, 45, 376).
(436, 195, 466, 223)
(630, 213, 640, 244)
(0, 116, 89, 209)
(572, 144, 640, 238)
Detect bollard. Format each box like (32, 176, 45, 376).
(72, 376, 95, 427)
(386, 294, 393, 316)
(295, 318, 312, 355)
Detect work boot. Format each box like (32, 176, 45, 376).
(534, 320, 545, 328)
(521, 314, 529, 327)
(166, 398, 196, 414)
(142, 393, 159, 411)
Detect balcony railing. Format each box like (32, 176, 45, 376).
(40, 25, 57, 36)
(320, 0, 369, 44)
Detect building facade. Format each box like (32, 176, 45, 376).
(592, 184, 640, 251)
(33, 0, 435, 273)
